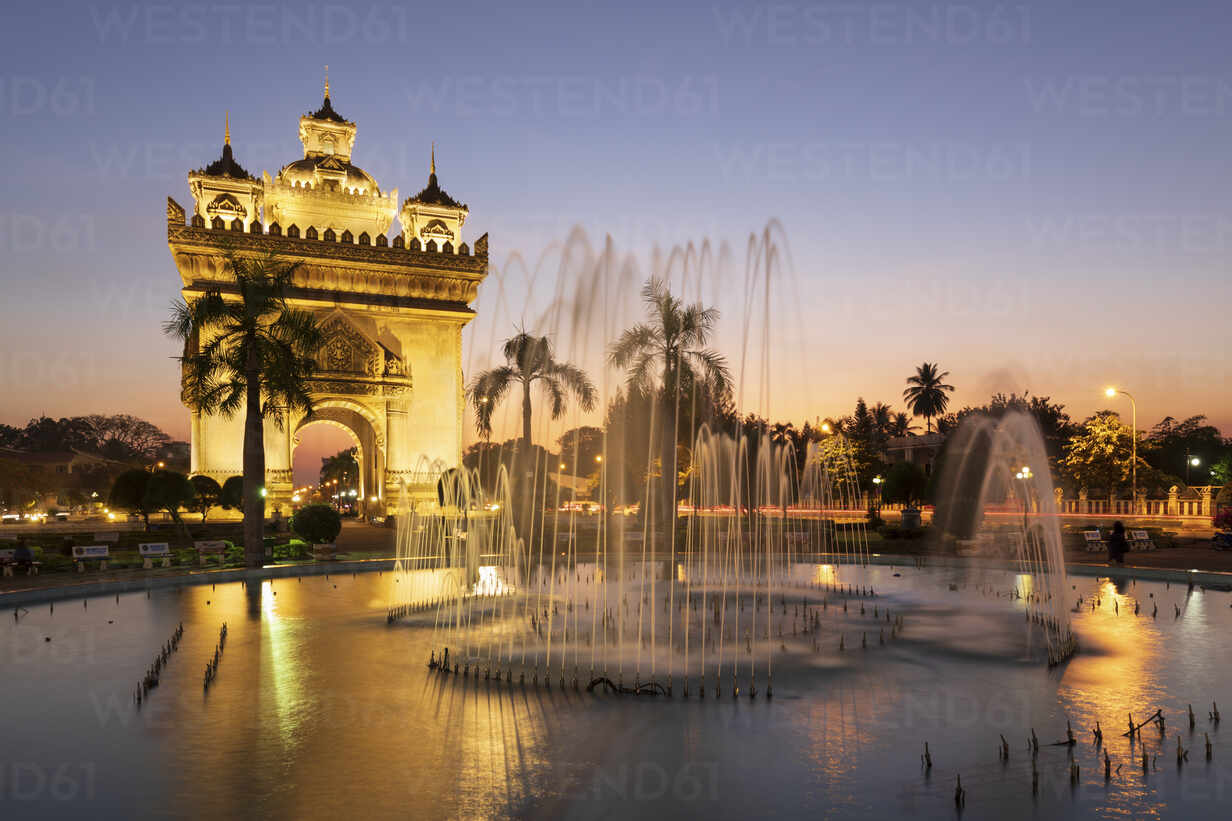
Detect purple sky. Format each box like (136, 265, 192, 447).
(2, 0, 1230, 484)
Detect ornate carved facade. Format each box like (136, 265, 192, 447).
(168, 81, 486, 513)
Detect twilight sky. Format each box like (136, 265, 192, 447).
(2, 0, 1230, 482)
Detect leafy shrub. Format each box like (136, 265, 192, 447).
(221, 476, 244, 510)
(291, 504, 342, 544)
(272, 538, 310, 560)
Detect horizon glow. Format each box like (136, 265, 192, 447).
(1, 0, 1229, 482)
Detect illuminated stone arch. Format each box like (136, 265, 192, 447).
(170, 89, 488, 515)
(291, 400, 385, 507)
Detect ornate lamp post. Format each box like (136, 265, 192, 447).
(1015, 465, 1033, 531)
(1104, 387, 1137, 513)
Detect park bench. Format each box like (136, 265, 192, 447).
(194, 540, 227, 567)
(1130, 530, 1157, 551)
(0, 547, 39, 576)
(139, 542, 172, 569)
(1082, 530, 1105, 553)
(72, 545, 110, 572)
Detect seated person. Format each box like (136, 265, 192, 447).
(13, 544, 34, 570)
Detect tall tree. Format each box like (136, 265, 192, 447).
(609, 277, 732, 544)
(902, 362, 955, 433)
(1146, 415, 1225, 482)
(1062, 411, 1143, 497)
(319, 447, 359, 491)
(164, 251, 324, 567)
(889, 412, 917, 437)
(557, 426, 604, 473)
(468, 331, 596, 544)
(468, 331, 597, 449)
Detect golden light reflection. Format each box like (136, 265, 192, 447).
(258, 580, 308, 754)
(1059, 579, 1168, 741)
(812, 564, 838, 586)
(475, 565, 514, 596)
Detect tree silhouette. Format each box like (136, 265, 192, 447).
(609, 277, 731, 547)
(902, 362, 955, 433)
(468, 330, 597, 450)
(165, 250, 324, 566)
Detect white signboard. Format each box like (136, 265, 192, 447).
(194, 540, 227, 554)
(73, 545, 110, 559)
(139, 542, 170, 557)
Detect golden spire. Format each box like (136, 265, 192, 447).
(431, 142, 436, 175)
(224, 110, 230, 146)
(324, 64, 330, 98)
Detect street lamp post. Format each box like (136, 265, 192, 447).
(1015, 465, 1033, 531)
(1104, 387, 1137, 514)
(1186, 453, 1201, 486)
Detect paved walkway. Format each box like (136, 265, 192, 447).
(4, 521, 1229, 604)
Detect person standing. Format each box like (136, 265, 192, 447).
(1107, 521, 1129, 565)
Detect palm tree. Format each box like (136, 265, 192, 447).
(165, 251, 323, 567)
(320, 447, 359, 503)
(468, 330, 598, 451)
(889, 411, 918, 437)
(468, 331, 596, 547)
(609, 277, 732, 537)
(902, 362, 955, 433)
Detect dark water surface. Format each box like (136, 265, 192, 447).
(3, 564, 1230, 819)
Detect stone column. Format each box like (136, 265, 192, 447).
(1053, 487, 1064, 514)
(1167, 485, 1179, 517)
(263, 415, 295, 515)
(1200, 486, 1213, 518)
(1079, 488, 1088, 515)
(383, 398, 411, 513)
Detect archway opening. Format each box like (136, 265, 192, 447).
(292, 420, 363, 514)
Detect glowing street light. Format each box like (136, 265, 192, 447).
(1102, 387, 1137, 511)
(820, 422, 832, 434)
(1014, 466, 1033, 527)
(1187, 453, 1201, 485)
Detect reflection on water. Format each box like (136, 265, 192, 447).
(3, 566, 1231, 819)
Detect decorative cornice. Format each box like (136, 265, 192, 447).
(167, 197, 487, 312)
(309, 377, 411, 397)
(168, 212, 486, 271)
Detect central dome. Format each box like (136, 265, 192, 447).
(277, 155, 379, 195)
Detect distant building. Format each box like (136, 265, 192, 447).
(0, 446, 112, 475)
(884, 432, 946, 476)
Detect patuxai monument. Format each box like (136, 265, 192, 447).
(166, 77, 486, 515)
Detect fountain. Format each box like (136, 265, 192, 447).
(384, 412, 1080, 694)
(931, 410, 1078, 665)
(386, 422, 890, 696)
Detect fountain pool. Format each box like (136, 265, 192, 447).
(3, 561, 1230, 819)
